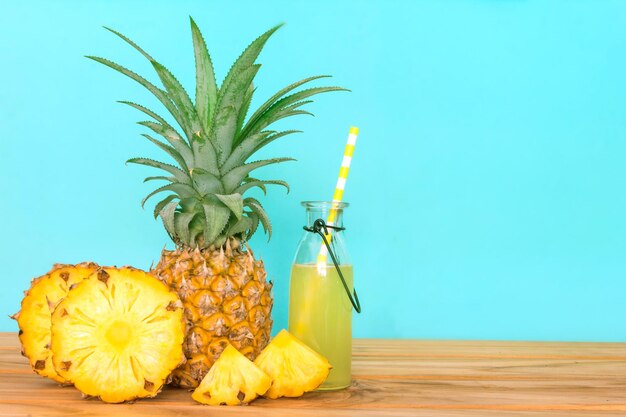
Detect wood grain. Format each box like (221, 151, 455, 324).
(1, 333, 625, 416)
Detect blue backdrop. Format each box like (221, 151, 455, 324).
(2, 0, 626, 341)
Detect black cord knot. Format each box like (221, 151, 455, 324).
(304, 218, 345, 235)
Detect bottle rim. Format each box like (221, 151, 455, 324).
(301, 201, 349, 209)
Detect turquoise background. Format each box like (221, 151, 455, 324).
(2, 0, 626, 341)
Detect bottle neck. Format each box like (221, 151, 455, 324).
(306, 208, 344, 229)
(295, 202, 350, 266)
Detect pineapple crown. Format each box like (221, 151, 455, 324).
(87, 17, 347, 250)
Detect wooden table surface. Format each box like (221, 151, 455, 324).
(1, 333, 626, 416)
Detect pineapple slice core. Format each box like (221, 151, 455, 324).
(254, 329, 332, 399)
(105, 321, 133, 350)
(192, 344, 270, 405)
(51, 267, 185, 403)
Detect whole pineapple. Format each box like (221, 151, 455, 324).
(89, 18, 345, 387)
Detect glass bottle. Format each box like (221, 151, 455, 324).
(288, 201, 355, 390)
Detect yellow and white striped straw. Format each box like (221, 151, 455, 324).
(316, 126, 359, 272)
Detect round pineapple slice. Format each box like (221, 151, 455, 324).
(50, 267, 185, 403)
(254, 329, 331, 399)
(191, 343, 270, 405)
(13, 262, 99, 383)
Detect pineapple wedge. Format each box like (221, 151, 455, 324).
(50, 267, 185, 403)
(13, 263, 98, 383)
(192, 343, 271, 405)
(254, 329, 331, 399)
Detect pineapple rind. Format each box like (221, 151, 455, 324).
(14, 263, 98, 383)
(191, 343, 270, 405)
(50, 267, 185, 403)
(153, 240, 273, 388)
(254, 329, 331, 399)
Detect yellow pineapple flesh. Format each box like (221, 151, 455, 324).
(13, 262, 98, 383)
(191, 343, 270, 405)
(153, 239, 273, 388)
(254, 329, 331, 399)
(50, 267, 185, 403)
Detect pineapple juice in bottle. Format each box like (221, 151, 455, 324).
(288, 201, 357, 390)
(289, 263, 354, 390)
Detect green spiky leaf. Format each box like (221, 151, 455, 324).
(244, 197, 271, 239)
(202, 202, 231, 245)
(86, 56, 188, 137)
(212, 64, 260, 163)
(144, 175, 175, 183)
(141, 134, 189, 171)
(153, 195, 178, 219)
(224, 130, 301, 172)
(104, 26, 155, 61)
(190, 17, 218, 133)
(159, 200, 179, 240)
(215, 193, 243, 219)
(222, 157, 295, 192)
(235, 179, 289, 195)
(237, 84, 255, 136)
(226, 216, 253, 237)
(221, 130, 273, 173)
(246, 211, 260, 240)
(101, 27, 201, 139)
(242, 86, 348, 137)
(174, 212, 196, 246)
(137, 121, 194, 165)
(191, 139, 220, 176)
(118, 101, 169, 125)
(141, 182, 198, 208)
(218, 24, 281, 106)
(190, 168, 224, 195)
(239, 176, 266, 194)
(240, 75, 329, 140)
(127, 157, 190, 184)
(151, 60, 202, 138)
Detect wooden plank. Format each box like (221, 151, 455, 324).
(4, 347, 626, 379)
(354, 338, 626, 358)
(1, 333, 626, 416)
(5, 374, 625, 407)
(6, 333, 626, 358)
